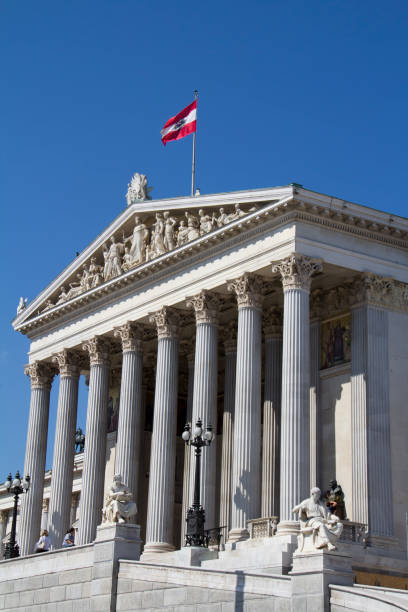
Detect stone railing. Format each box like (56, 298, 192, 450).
(339, 520, 369, 547)
(247, 516, 279, 539)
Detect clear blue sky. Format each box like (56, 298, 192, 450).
(1, 0, 407, 480)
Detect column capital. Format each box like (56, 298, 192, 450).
(186, 290, 220, 325)
(52, 349, 82, 378)
(24, 361, 56, 390)
(272, 253, 323, 291)
(227, 272, 264, 310)
(114, 322, 143, 352)
(263, 306, 283, 338)
(149, 306, 179, 340)
(82, 337, 111, 366)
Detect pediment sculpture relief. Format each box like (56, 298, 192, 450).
(45, 202, 257, 311)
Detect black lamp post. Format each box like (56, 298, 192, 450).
(182, 418, 213, 547)
(4, 471, 30, 559)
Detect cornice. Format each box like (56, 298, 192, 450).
(14, 194, 408, 335)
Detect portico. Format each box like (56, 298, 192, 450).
(11, 183, 408, 559)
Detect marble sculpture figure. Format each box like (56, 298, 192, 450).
(292, 487, 343, 552)
(102, 475, 137, 524)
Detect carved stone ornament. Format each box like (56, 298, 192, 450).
(227, 272, 264, 310)
(352, 272, 408, 310)
(272, 253, 323, 291)
(263, 306, 283, 338)
(17, 297, 28, 315)
(24, 361, 56, 389)
(52, 349, 82, 378)
(149, 306, 180, 340)
(126, 172, 152, 206)
(82, 337, 111, 367)
(114, 322, 143, 352)
(186, 290, 220, 325)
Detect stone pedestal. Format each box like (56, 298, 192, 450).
(91, 522, 141, 612)
(290, 549, 353, 612)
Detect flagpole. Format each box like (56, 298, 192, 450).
(191, 90, 198, 197)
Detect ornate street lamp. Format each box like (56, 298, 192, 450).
(182, 418, 214, 547)
(4, 471, 30, 559)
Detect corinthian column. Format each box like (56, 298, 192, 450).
(186, 291, 219, 530)
(272, 254, 322, 532)
(77, 337, 110, 545)
(19, 362, 55, 556)
(114, 323, 144, 508)
(227, 273, 263, 541)
(144, 307, 179, 555)
(262, 307, 282, 518)
(219, 324, 237, 537)
(180, 347, 195, 546)
(48, 350, 81, 549)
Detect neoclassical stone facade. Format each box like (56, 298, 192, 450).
(5, 183, 408, 568)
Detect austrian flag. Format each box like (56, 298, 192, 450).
(160, 100, 197, 145)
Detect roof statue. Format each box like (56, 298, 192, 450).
(126, 172, 152, 206)
(17, 297, 28, 315)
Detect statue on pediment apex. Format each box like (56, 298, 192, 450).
(17, 297, 28, 315)
(126, 172, 152, 206)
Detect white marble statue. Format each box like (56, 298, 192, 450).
(88, 257, 103, 288)
(103, 236, 124, 280)
(227, 203, 246, 223)
(126, 172, 151, 206)
(292, 487, 343, 552)
(150, 213, 166, 258)
(177, 219, 189, 246)
(198, 209, 216, 235)
(185, 211, 200, 241)
(163, 211, 177, 250)
(124, 216, 150, 267)
(216, 207, 229, 227)
(102, 475, 137, 524)
(17, 297, 28, 315)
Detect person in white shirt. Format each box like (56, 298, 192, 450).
(35, 529, 51, 553)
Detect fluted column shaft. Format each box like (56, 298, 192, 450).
(144, 307, 179, 554)
(181, 353, 195, 546)
(187, 291, 219, 530)
(19, 362, 54, 556)
(228, 274, 263, 541)
(219, 341, 236, 536)
(77, 338, 110, 545)
(309, 319, 320, 488)
(0, 511, 8, 558)
(48, 351, 80, 548)
(262, 322, 282, 518)
(114, 323, 144, 507)
(272, 254, 322, 529)
(351, 304, 393, 536)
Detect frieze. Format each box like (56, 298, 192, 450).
(15, 195, 408, 333)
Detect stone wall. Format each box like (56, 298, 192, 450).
(330, 583, 408, 611)
(0, 544, 93, 611)
(116, 561, 292, 611)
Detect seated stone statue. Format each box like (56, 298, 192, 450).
(102, 475, 137, 524)
(292, 487, 343, 552)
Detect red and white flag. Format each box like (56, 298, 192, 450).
(160, 99, 197, 146)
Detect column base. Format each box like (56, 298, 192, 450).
(276, 520, 300, 536)
(140, 541, 175, 561)
(228, 527, 249, 543)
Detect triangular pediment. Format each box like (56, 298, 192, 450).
(13, 186, 295, 331)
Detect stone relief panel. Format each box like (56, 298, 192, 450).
(321, 314, 351, 370)
(43, 202, 258, 312)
